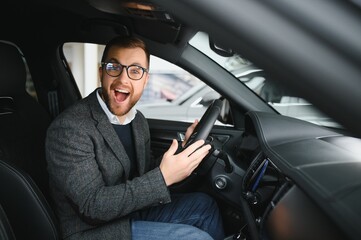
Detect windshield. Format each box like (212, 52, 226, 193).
(189, 32, 341, 129)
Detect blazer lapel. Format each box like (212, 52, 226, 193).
(88, 90, 131, 178)
(132, 115, 146, 175)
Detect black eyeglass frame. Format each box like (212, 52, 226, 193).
(101, 62, 148, 80)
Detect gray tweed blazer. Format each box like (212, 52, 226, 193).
(46, 89, 171, 240)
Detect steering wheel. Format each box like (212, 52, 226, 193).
(181, 98, 223, 174)
(183, 99, 222, 147)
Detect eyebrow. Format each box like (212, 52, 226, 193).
(107, 58, 119, 63)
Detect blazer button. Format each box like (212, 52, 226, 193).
(159, 200, 164, 204)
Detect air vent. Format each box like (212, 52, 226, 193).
(241, 151, 265, 192)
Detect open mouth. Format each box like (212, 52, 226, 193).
(114, 89, 130, 102)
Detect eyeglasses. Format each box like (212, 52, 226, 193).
(101, 62, 148, 80)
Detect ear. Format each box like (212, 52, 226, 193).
(98, 66, 103, 82)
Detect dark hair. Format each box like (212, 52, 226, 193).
(101, 36, 150, 67)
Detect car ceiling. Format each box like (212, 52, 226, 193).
(2, 0, 361, 137)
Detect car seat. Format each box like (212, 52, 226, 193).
(0, 203, 15, 240)
(0, 160, 60, 239)
(0, 41, 52, 197)
(0, 41, 60, 239)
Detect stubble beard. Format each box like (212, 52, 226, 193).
(102, 88, 138, 117)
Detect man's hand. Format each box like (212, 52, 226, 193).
(160, 139, 211, 186)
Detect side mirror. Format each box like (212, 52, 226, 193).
(219, 98, 232, 124)
(200, 93, 232, 125)
(200, 91, 221, 107)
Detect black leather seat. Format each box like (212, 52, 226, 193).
(0, 203, 15, 240)
(0, 41, 60, 239)
(0, 160, 60, 239)
(0, 41, 52, 197)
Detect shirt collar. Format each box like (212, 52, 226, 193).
(96, 88, 136, 125)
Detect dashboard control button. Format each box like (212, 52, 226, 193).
(214, 176, 227, 190)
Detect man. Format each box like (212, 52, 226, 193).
(46, 36, 224, 240)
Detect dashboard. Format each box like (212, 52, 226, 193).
(210, 111, 361, 240)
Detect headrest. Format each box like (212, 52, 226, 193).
(0, 42, 26, 96)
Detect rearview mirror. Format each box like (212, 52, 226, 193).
(209, 37, 234, 57)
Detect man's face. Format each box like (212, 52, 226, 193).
(99, 46, 149, 118)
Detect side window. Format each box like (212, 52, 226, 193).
(63, 42, 219, 123)
(137, 56, 218, 123)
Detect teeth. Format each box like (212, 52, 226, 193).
(115, 89, 129, 94)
